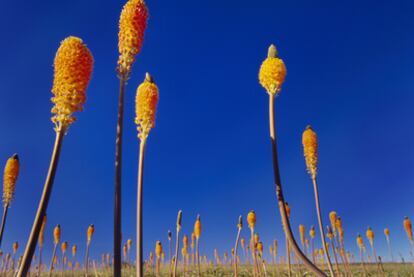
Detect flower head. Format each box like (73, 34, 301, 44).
(384, 228, 390, 237)
(356, 234, 364, 250)
(87, 224, 95, 244)
(53, 224, 61, 245)
(117, 0, 148, 77)
(72, 245, 77, 257)
(39, 215, 47, 247)
(13, 241, 18, 254)
(404, 216, 412, 241)
(259, 44, 287, 95)
(309, 226, 316, 239)
(247, 211, 256, 230)
(155, 241, 162, 258)
(366, 227, 374, 245)
(329, 211, 337, 233)
(194, 215, 201, 239)
(135, 73, 159, 140)
(176, 210, 183, 232)
(302, 126, 318, 178)
(127, 238, 133, 249)
(61, 241, 68, 253)
(299, 224, 305, 246)
(3, 154, 19, 207)
(51, 36, 93, 129)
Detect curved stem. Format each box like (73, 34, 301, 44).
(312, 177, 335, 276)
(268, 94, 327, 277)
(136, 138, 147, 277)
(114, 76, 126, 277)
(17, 128, 65, 276)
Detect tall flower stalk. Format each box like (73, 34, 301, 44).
(18, 36, 93, 277)
(302, 126, 335, 276)
(384, 228, 393, 262)
(233, 215, 242, 277)
(258, 44, 326, 277)
(0, 154, 19, 248)
(173, 210, 182, 277)
(135, 73, 159, 277)
(85, 224, 95, 276)
(49, 224, 61, 276)
(114, 1, 148, 275)
(194, 215, 202, 277)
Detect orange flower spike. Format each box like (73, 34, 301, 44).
(38, 215, 47, 247)
(127, 239, 133, 250)
(329, 211, 337, 233)
(3, 154, 19, 207)
(53, 224, 61, 245)
(12, 241, 18, 254)
(155, 241, 162, 258)
(366, 227, 374, 246)
(117, 0, 148, 77)
(51, 36, 93, 129)
(247, 211, 256, 230)
(241, 238, 245, 249)
(384, 228, 390, 237)
(258, 44, 287, 95)
(356, 234, 364, 250)
(87, 224, 95, 244)
(135, 73, 159, 141)
(183, 235, 189, 248)
(254, 233, 260, 244)
(257, 242, 264, 254)
(299, 224, 305, 246)
(194, 215, 202, 239)
(123, 244, 127, 259)
(404, 217, 413, 241)
(302, 126, 318, 179)
(326, 226, 334, 240)
(72, 245, 77, 257)
(61, 241, 68, 254)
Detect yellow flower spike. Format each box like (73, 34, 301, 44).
(127, 238, 133, 250)
(12, 241, 18, 254)
(72, 245, 77, 257)
(329, 211, 337, 233)
(384, 228, 390, 237)
(51, 36, 93, 129)
(241, 238, 245, 249)
(117, 0, 148, 77)
(404, 217, 412, 242)
(366, 226, 374, 246)
(191, 232, 196, 249)
(135, 73, 159, 141)
(183, 234, 189, 248)
(258, 44, 287, 95)
(356, 234, 364, 250)
(3, 154, 19, 207)
(61, 241, 68, 254)
(299, 224, 305, 246)
(194, 215, 202, 239)
(254, 233, 260, 244)
(38, 215, 47, 247)
(257, 242, 264, 254)
(53, 224, 61, 245)
(247, 211, 256, 230)
(309, 226, 316, 239)
(87, 224, 95, 244)
(326, 226, 333, 240)
(302, 126, 318, 179)
(155, 241, 162, 258)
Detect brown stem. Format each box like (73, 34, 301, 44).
(113, 75, 126, 277)
(312, 177, 335, 276)
(268, 94, 326, 277)
(49, 243, 58, 277)
(136, 138, 147, 277)
(17, 128, 65, 276)
(329, 239, 340, 275)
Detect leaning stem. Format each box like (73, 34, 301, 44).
(49, 243, 58, 277)
(233, 227, 241, 277)
(136, 138, 147, 277)
(312, 177, 335, 277)
(330, 239, 341, 275)
(0, 204, 9, 248)
(17, 127, 66, 277)
(114, 75, 127, 277)
(268, 94, 326, 277)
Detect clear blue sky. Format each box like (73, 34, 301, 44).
(0, 0, 413, 265)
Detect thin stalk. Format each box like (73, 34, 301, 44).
(17, 128, 66, 276)
(250, 229, 257, 277)
(286, 238, 291, 277)
(386, 236, 394, 262)
(0, 205, 9, 248)
(61, 253, 65, 277)
(233, 227, 241, 277)
(172, 229, 180, 277)
(196, 238, 200, 277)
(136, 138, 147, 277)
(329, 239, 340, 275)
(114, 75, 126, 277)
(169, 239, 172, 275)
(311, 177, 335, 277)
(85, 242, 91, 276)
(49, 244, 58, 277)
(360, 248, 367, 276)
(268, 94, 326, 277)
